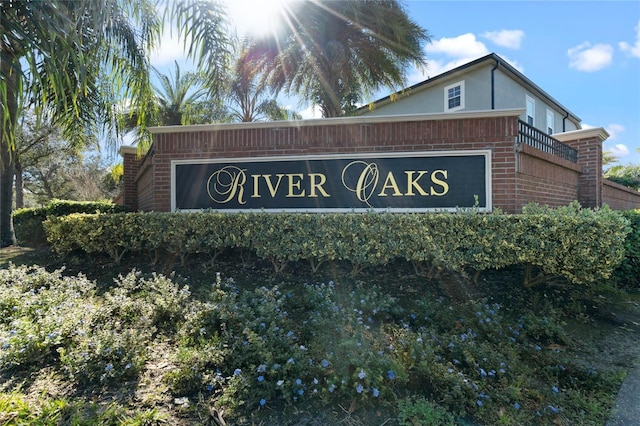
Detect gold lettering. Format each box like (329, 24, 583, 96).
(287, 173, 305, 197)
(263, 174, 285, 197)
(430, 170, 449, 196)
(378, 171, 402, 196)
(206, 166, 247, 204)
(308, 173, 330, 197)
(405, 171, 429, 196)
(342, 161, 379, 207)
(251, 174, 260, 198)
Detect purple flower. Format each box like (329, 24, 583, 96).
(387, 370, 396, 380)
(373, 388, 380, 397)
(514, 402, 521, 410)
(258, 375, 264, 382)
(233, 368, 242, 376)
(321, 359, 330, 368)
(259, 399, 266, 406)
(356, 384, 363, 394)
(358, 370, 366, 379)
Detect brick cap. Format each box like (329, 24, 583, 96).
(553, 127, 609, 143)
(147, 108, 526, 134)
(119, 145, 139, 156)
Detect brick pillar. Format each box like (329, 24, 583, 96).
(118, 146, 141, 211)
(554, 128, 609, 208)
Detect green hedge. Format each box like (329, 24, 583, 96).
(610, 209, 640, 288)
(13, 200, 129, 246)
(43, 203, 630, 285)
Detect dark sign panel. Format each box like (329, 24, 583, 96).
(172, 151, 491, 212)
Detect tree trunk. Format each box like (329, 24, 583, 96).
(0, 51, 19, 247)
(14, 157, 24, 209)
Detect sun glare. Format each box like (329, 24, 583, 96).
(224, 0, 290, 37)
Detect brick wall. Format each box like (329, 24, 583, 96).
(120, 110, 640, 214)
(144, 111, 521, 212)
(514, 143, 582, 212)
(603, 179, 640, 210)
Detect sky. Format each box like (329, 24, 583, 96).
(148, 0, 640, 166)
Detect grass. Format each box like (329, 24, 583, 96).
(1, 246, 639, 425)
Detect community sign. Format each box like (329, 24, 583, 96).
(171, 150, 491, 212)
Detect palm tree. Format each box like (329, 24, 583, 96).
(0, 0, 232, 246)
(248, 0, 430, 118)
(227, 48, 300, 122)
(122, 61, 233, 135)
(153, 62, 210, 126)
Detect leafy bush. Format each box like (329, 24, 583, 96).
(0, 266, 189, 387)
(398, 397, 455, 426)
(610, 209, 640, 288)
(13, 199, 128, 246)
(44, 203, 629, 284)
(0, 263, 626, 425)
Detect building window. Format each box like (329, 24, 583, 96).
(444, 81, 465, 112)
(546, 110, 555, 135)
(526, 95, 535, 126)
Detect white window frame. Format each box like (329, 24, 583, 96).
(546, 109, 555, 135)
(444, 81, 465, 112)
(526, 95, 535, 126)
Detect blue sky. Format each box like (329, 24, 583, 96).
(148, 0, 640, 166)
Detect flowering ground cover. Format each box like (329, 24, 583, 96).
(1, 246, 639, 425)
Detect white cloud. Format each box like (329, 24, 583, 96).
(606, 123, 625, 140)
(149, 32, 192, 67)
(422, 33, 524, 78)
(497, 55, 525, 73)
(608, 144, 630, 158)
(406, 67, 428, 86)
(426, 33, 490, 58)
(423, 34, 489, 77)
(619, 20, 640, 58)
(481, 30, 525, 49)
(298, 104, 322, 119)
(567, 42, 614, 72)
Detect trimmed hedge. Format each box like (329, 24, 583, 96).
(610, 209, 640, 288)
(43, 202, 630, 285)
(13, 200, 128, 246)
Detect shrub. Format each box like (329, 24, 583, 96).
(44, 203, 629, 285)
(0, 265, 190, 387)
(397, 397, 455, 426)
(610, 209, 640, 288)
(13, 199, 128, 246)
(0, 263, 626, 425)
